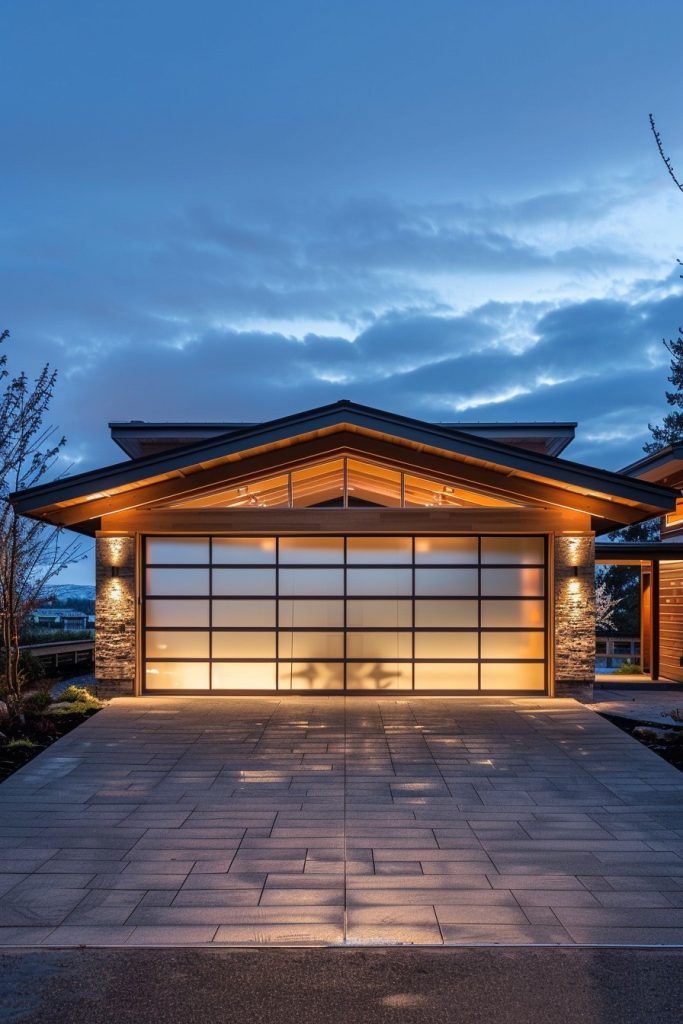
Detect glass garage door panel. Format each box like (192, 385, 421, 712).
(147, 537, 210, 564)
(212, 537, 276, 564)
(480, 662, 545, 691)
(146, 568, 209, 596)
(346, 632, 412, 660)
(279, 568, 344, 596)
(146, 631, 210, 659)
(278, 600, 344, 628)
(414, 569, 478, 596)
(414, 537, 478, 564)
(212, 632, 277, 659)
(346, 600, 412, 628)
(279, 536, 344, 564)
(213, 568, 276, 596)
(481, 567, 544, 597)
(347, 569, 412, 596)
(347, 536, 411, 564)
(146, 600, 210, 628)
(481, 536, 545, 565)
(346, 662, 412, 690)
(212, 600, 276, 628)
(414, 600, 477, 628)
(414, 632, 478, 659)
(480, 600, 544, 629)
(212, 662, 276, 690)
(278, 631, 344, 659)
(480, 631, 544, 660)
(278, 662, 344, 690)
(146, 662, 210, 690)
(143, 534, 546, 694)
(415, 663, 478, 690)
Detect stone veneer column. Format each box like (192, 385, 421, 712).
(554, 534, 595, 700)
(95, 534, 136, 697)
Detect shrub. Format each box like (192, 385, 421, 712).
(50, 700, 100, 716)
(6, 738, 39, 752)
(21, 690, 53, 714)
(58, 685, 103, 709)
(613, 660, 643, 675)
(2, 737, 42, 768)
(20, 628, 93, 643)
(0, 651, 46, 696)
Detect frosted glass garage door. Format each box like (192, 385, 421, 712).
(143, 535, 546, 692)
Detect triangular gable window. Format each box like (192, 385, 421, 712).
(161, 455, 527, 510)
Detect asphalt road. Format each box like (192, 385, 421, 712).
(1, 947, 683, 1024)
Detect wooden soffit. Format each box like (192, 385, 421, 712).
(14, 418, 677, 534)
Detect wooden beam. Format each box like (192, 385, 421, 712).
(102, 506, 591, 535)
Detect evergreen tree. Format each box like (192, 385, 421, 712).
(646, 115, 683, 454)
(644, 327, 683, 454)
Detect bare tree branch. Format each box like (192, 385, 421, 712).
(0, 332, 87, 701)
(649, 113, 683, 194)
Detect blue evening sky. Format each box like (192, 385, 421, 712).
(2, 1, 682, 584)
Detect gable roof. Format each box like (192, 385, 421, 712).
(10, 399, 677, 533)
(109, 417, 577, 459)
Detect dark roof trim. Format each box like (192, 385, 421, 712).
(11, 399, 677, 512)
(596, 541, 683, 560)
(110, 418, 577, 460)
(621, 444, 683, 480)
(109, 422, 257, 458)
(109, 418, 577, 429)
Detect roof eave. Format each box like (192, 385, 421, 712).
(9, 400, 678, 519)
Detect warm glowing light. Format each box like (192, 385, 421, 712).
(104, 535, 128, 568)
(665, 498, 683, 527)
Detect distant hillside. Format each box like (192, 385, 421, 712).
(44, 584, 95, 602)
(42, 584, 96, 612)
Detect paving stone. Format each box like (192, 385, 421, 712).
(43, 924, 136, 943)
(181, 873, 267, 890)
(0, 884, 88, 927)
(259, 888, 344, 906)
(346, 922, 443, 944)
(0, 926, 57, 945)
(213, 923, 342, 943)
(561, 925, 683, 945)
(511, 890, 600, 907)
(171, 890, 263, 907)
(2, 694, 683, 948)
(435, 905, 529, 925)
(127, 926, 218, 944)
(437, 923, 573, 944)
(348, 888, 517, 907)
(594, 891, 676, 908)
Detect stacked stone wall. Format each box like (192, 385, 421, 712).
(95, 535, 136, 697)
(554, 534, 595, 699)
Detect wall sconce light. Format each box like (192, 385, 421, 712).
(571, 566, 579, 577)
(111, 566, 120, 578)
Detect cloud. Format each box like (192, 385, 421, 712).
(3, 180, 680, 488)
(18, 267, 674, 488)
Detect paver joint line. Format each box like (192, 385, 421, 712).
(0, 695, 682, 947)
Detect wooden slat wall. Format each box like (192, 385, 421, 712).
(659, 560, 683, 683)
(641, 570, 652, 674)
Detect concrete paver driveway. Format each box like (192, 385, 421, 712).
(1, 696, 682, 947)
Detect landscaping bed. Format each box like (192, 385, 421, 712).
(0, 686, 104, 784)
(601, 712, 683, 772)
